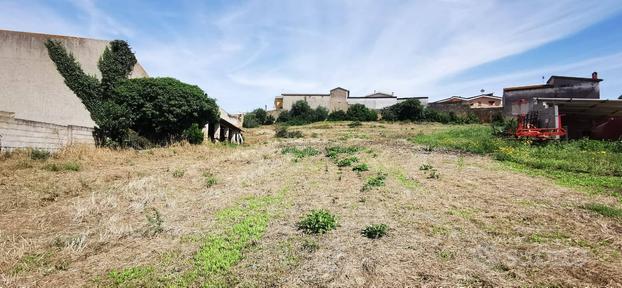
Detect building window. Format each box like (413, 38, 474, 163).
(489, 101, 495, 105)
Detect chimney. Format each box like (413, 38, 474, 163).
(391, 92, 394, 96)
(592, 72, 598, 80)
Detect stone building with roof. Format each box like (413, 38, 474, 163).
(273, 87, 428, 112)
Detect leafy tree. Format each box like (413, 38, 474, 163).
(290, 100, 313, 120)
(328, 110, 348, 121)
(276, 110, 290, 123)
(251, 108, 267, 125)
(396, 99, 424, 121)
(264, 114, 275, 125)
(619, 94, 622, 99)
(183, 123, 205, 144)
(46, 39, 219, 146)
(243, 113, 260, 128)
(347, 104, 377, 121)
(312, 106, 329, 122)
(114, 77, 218, 143)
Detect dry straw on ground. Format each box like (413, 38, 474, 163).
(1, 122, 621, 287)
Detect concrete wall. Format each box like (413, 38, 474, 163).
(0, 29, 148, 127)
(398, 98, 428, 106)
(281, 95, 331, 111)
(0, 111, 94, 151)
(347, 98, 397, 110)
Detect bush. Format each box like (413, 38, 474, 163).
(275, 126, 304, 138)
(281, 146, 319, 159)
(361, 224, 388, 239)
(312, 106, 329, 122)
(30, 149, 50, 160)
(203, 172, 217, 188)
(347, 104, 377, 121)
(276, 110, 290, 123)
(264, 114, 275, 125)
(348, 121, 362, 128)
(114, 77, 218, 144)
(336, 156, 358, 167)
(297, 210, 337, 234)
(243, 113, 260, 128)
(183, 123, 205, 145)
(362, 172, 387, 191)
(47, 40, 219, 147)
(352, 163, 369, 172)
(325, 146, 362, 158)
(126, 129, 154, 150)
(328, 110, 348, 121)
(252, 108, 267, 125)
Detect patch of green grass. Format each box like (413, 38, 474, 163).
(427, 170, 440, 179)
(301, 238, 320, 252)
(336, 156, 358, 167)
(362, 172, 387, 191)
(281, 146, 320, 159)
(43, 161, 80, 172)
(527, 231, 570, 243)
(411, 125, 622, 198)
(12, 251, 53, 275)
(361, 224, 388, 239)
(30, 149, 51, 160)
(297, 209, 337, 234)
(348, 121, 362, 128)
(203, 172, 217, 188)
(106, 266, 155, 287)
(144, 207, 164, 236)
(352, 163, 369, 172)
(325, 145, 362, 159)
(396, 173, 418, 189)
(419, 164, 433, 171)
(437, 250, 455, 260)
(447, 208, 477, 220)
(582, 203, 622, 218)
(172, 168, 185, 178)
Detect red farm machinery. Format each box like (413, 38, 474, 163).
(515, 112, 566, 140)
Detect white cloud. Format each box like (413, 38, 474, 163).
(1, 0, 621, 111)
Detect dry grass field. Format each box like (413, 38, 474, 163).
(1, 122, 621, 287)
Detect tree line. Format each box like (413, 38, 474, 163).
(244, 99, 480, 128)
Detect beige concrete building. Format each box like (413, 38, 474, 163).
(0, 29, 148, 151)
(432, 93, 502, 108)
(273, 87, 428, 112)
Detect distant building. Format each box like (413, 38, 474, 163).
(503, 74, 601, 116)
(431, 93, 502, 109)
(273, 87, 428, 112)
(502, 72, 622, 139)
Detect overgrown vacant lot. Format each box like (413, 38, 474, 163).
(1, 122, 621, 287)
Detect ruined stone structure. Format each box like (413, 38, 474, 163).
(0, 29, 148, 151)
(204, 108, 244, 144)
(273, 87, 428, 112)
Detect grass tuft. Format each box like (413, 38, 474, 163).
(582, 203, 622, 218)
(361, 224, 388, 239)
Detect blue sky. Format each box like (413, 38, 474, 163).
(2, 0, 622, 112)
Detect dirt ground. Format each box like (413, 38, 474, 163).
(1, 122, 621, 287)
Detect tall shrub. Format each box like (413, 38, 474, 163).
(114, 77, 218, 143)
(46, 39, 219, 146)
(347, 104, 377, 121)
